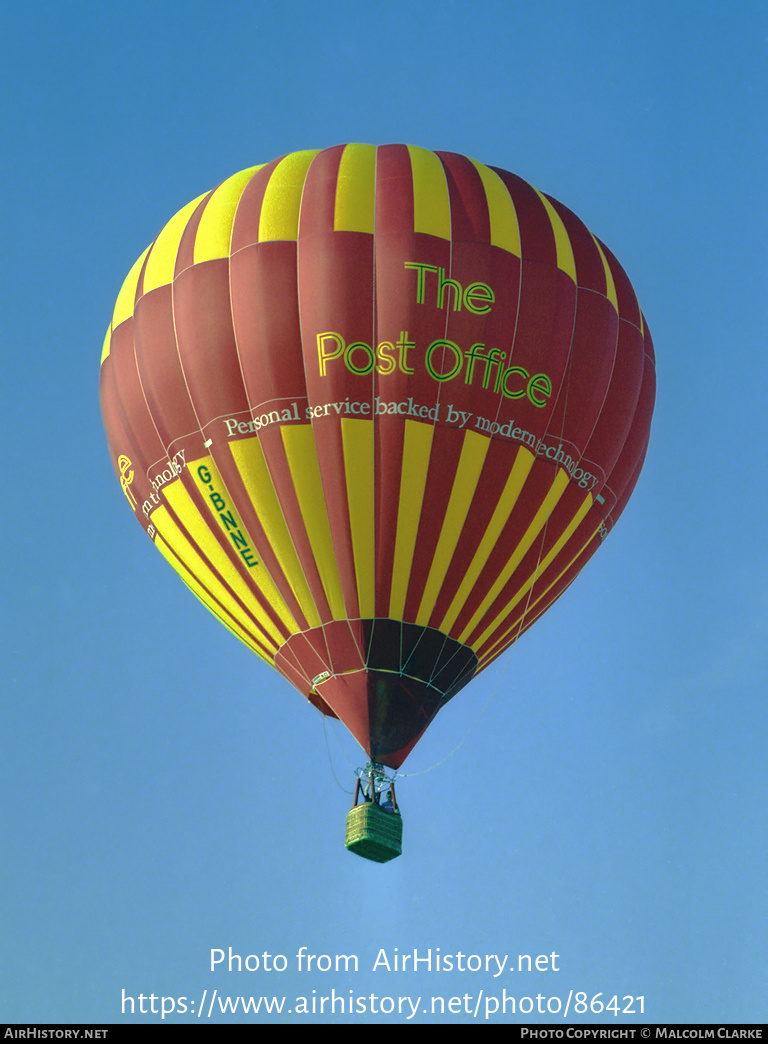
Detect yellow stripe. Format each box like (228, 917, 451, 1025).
(341, 418, 375, 617)
(111, 246, 150, 328)
(193, 166, 263, 264)
(416, 430, 490, 626)
(228, 437, 321, 628)
(153, 531, 272, 663)
(143, 194, 208, 294)
(439, 446, 535, 633)
(459, 468, 570, 645)
(591, 234, 618, 312)
(535, 191, 576, 283)
(477, 515, 601, 669)
(388, 420, 434, 620)
(469, 159, 521, 256)
(407, 145, 451, 240)
(473, 493, 594, 652)
(100, 326, 112, 365)
(334, 144, 376, 234)
(281, 424, 346, 619)
(188, 455, 298, 634)
(258, 149, 320, 242)
(151, 502, 278, 655)
(160, 479, 282, 650)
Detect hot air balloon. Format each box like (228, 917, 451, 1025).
(100, 144, 655, 862)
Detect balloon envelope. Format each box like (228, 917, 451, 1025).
(100, 144, 655, 768)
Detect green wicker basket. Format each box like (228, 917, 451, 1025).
(345, 802, 403, 863)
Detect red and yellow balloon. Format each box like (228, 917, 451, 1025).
(100, 144, 655, 768)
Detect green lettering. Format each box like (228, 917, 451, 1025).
(403, 261, 438, 304)
(500, 366, 529, 399)
(437, 267, 462, 311)
(230, 529, 248, 549)
(425, 339, 463, 381)
(463, 282, 495, 314)
(396, 331, 415, 374)
(344, 341, 375, 375)
(376, 341, 396, 375)
(317, 331, 345, 376)
(527, 373, 552, 407)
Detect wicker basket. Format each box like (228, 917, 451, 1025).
(345, 802, 403, 862)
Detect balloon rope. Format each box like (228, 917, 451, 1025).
(322, 714, 356, 794)
(396, 672, 504, 778)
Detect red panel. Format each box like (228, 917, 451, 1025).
(173, 258, 249, 436)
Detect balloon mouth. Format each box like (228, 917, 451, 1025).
(274, 619, 478, 768)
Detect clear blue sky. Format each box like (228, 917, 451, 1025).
(2, 0, 766, 1026)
